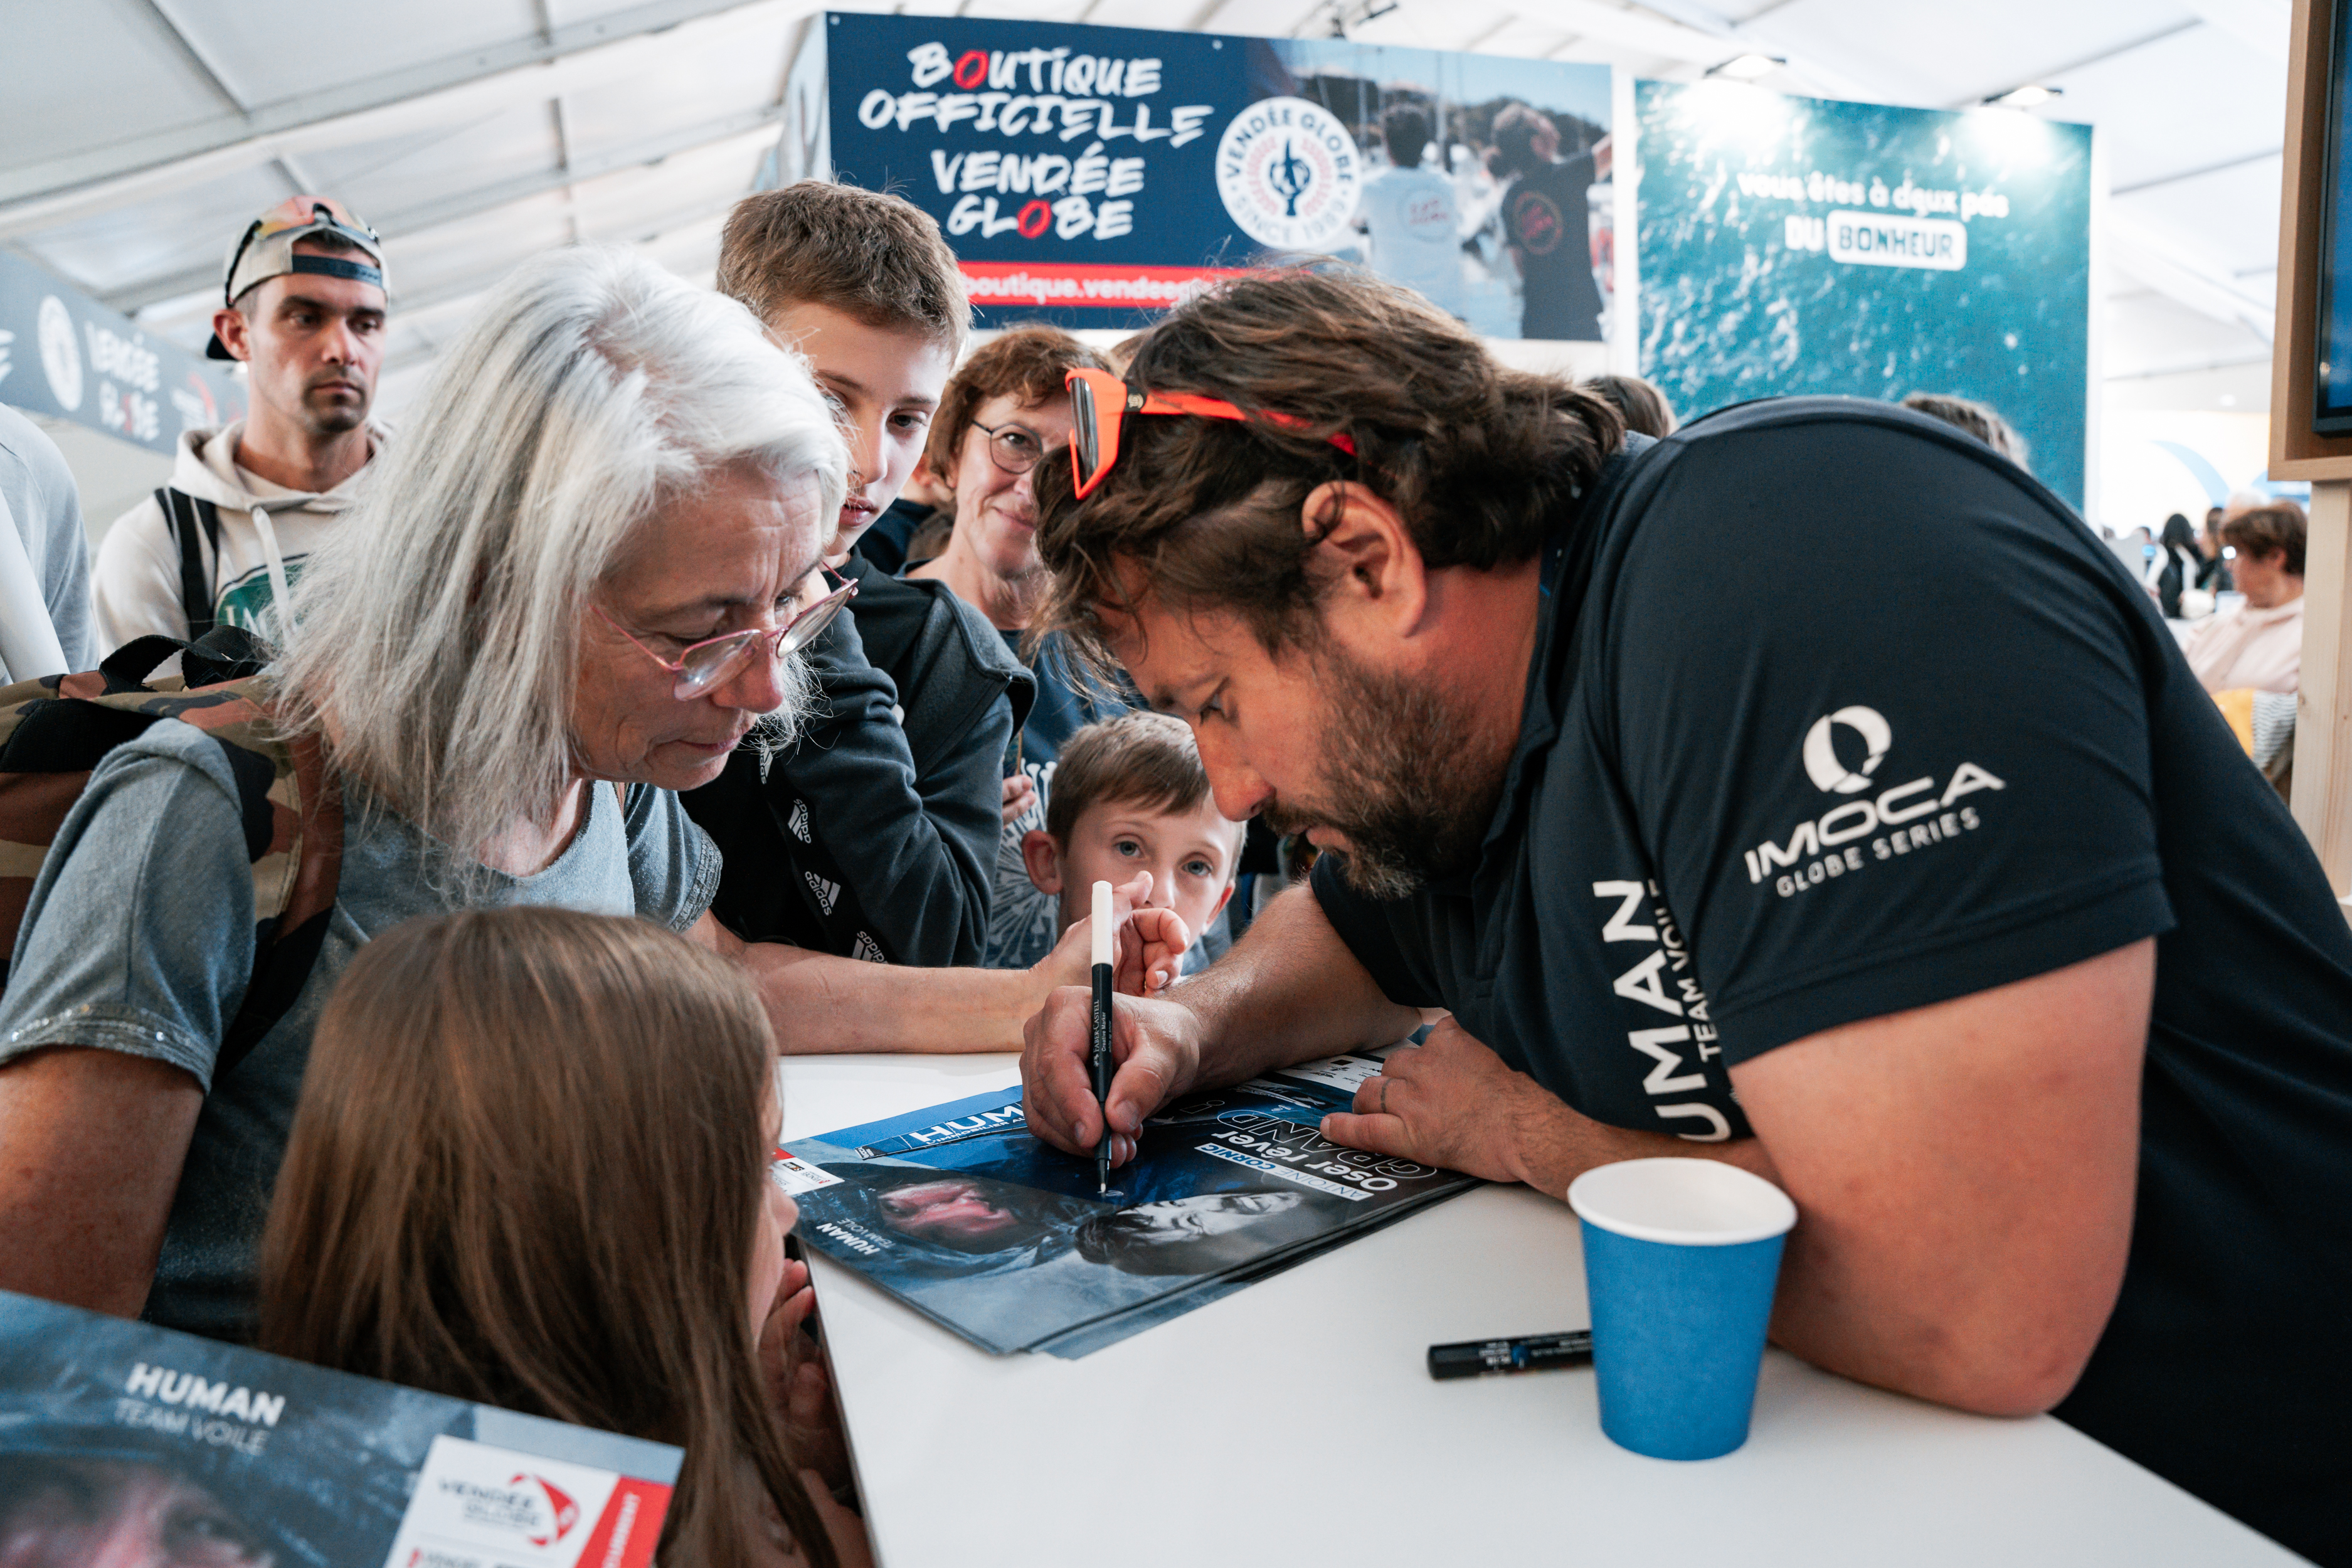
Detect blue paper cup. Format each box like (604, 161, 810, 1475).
(1566, 1158, 1798, 1461)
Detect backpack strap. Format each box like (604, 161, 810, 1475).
(215, 724, 342, 1080)
(98, 627, 272, 696)
(130, 679, 344, 1081)
(157, 487, 222, 642)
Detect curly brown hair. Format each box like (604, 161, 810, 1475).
(1030, 266, 1623, 669)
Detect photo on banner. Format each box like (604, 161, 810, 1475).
(1636, 81, 2092, 505)
(815, 11, 1612, 340)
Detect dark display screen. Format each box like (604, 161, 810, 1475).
(2316, 0, 2352, 432)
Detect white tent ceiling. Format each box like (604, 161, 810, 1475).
(1, 0, 2292, 423)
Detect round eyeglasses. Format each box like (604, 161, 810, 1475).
(594, 567, 857, 701)
(970, 419, 1061, 477)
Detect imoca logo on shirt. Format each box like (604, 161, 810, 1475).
(1802, 705, 1892, 793)
(1745, 704, 2005, 892)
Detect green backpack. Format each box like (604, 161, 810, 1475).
(0, 631, 342, 1081)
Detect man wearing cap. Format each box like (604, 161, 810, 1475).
(92, 197, 389, 655)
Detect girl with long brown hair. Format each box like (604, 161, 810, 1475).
(257, 906, 868, 1568)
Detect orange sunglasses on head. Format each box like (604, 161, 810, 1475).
(1064, 367, 1357, 500)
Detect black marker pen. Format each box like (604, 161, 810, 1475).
(1426, 1329, 1594, 1380)
(1090, 880, 1113, 1194)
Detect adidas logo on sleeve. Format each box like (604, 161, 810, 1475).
(805, 871, 839, 914)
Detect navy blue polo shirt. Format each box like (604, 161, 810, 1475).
(1312, 398, 2352, 1565)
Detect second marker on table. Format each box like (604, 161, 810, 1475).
(1090, 879, 1114, 1194)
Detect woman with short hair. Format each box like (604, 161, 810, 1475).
(261, 906, 867, 1568)
(0, 245, 849, 1340)
(908, 327, 1140, 969)
(2185, 500, 2308, 692)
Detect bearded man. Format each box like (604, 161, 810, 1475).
(1014, 270, 2352, 1567)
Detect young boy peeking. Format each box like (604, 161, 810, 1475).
(1019, 714, 1246, 975)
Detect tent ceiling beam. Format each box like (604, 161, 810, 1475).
(2112, 146, 2286, 198)
(1613, 0, 1887, 103)
(137, 0, 246, 114)
(1945, 18, 2205, 108)
(0, 0, 808, 236)
(2106, 209, 2279, 342)
(1532, 1, 1757, 70)
(108, 106, 785, 315)
(2180, 0, 2292, 63)
(374, 201, 734, 360)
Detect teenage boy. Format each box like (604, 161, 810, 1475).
(683, 182, 1036, 971)
(1017, 270, 2352, 1565)
(94, 198, 388, 653)
(1016, 714, 1244, 972)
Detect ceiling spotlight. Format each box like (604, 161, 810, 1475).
(1705, 53, 1785, 80)
(1983, 83, 2062, 109)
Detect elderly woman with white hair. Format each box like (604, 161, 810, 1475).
(0, 246, 859, 1342)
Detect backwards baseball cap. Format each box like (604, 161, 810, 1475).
(206, 194, 388, 359)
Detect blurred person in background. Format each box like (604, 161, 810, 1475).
(93, 198, 389, 654)
(1900, 391, 2026, 469)
(2201, 504, 2235, 592)
(1487, 103, 1607, 342)
(2153, 513, 2206, 619)
(0, 403, 95, 675)
(1583, 374, 1677, 440)
(1357, 105, 1466, 320)
(2184, 501, 2306, 694)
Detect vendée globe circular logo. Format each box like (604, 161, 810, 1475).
(1215, 97, 1362, 252)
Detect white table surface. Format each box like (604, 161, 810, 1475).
(781, 1054, 2306, 1568)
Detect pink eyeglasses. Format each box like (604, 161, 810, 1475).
(593, 567, 857, 700)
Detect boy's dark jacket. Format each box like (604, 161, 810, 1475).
(682, 553, 1034, 965)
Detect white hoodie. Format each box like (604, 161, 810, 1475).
(92, 418, 388, 655)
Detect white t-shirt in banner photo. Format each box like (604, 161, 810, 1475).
(1357, 165, 1468, 320)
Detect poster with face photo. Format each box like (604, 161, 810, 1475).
(0, 1291, 679, 1567)
(778, 1057, 1480, 1358)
